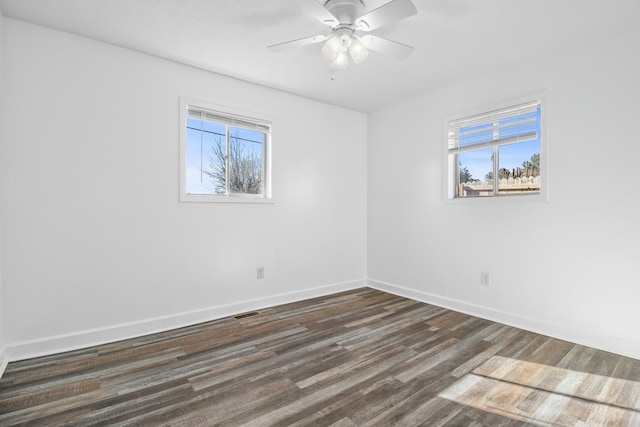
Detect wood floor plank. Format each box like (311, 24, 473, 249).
(557, 344, 598, 372)
(1, 287, 639, 426)
(0, 378, 99, 413)
(62, 381, 195, 426)
(526, 337, 575, 366)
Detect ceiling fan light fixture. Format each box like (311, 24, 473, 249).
(321, 35, 342, 61)
(268, 0, 417, 78)
(349, 37, 369, 63)
(323, 27, 369, 69)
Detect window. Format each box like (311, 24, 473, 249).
(180, 98, 272, 202)
(447, 99, 542, 199)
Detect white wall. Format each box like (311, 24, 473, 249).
(368, 27, 640, 359)
(0, 19, 367, 359)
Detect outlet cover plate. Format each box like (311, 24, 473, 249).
(480, 272, 491, 286)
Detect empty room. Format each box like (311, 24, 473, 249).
(0, 0, 639, 425)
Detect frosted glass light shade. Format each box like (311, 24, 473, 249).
(349, 38, 369, 63)
(333, 51, 349, 70)
(322, 36, 342, 62)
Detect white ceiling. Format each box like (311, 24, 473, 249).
(1, 0, 639, 112)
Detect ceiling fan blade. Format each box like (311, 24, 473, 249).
(362, 35, 414, 59)
(268, 35, 328, 52)
(356, 0, 417, 31)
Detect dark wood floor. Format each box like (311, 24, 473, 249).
(1, 288, 639, 426)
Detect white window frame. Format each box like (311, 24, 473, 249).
(444, 94, 548, 203)
(179, 97, 274, 203)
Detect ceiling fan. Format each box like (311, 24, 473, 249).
(268, 0, 417, 76)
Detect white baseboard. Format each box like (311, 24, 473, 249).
(5, 279, 366, 363)
(367, 279, 640, 360)
(0, 347, 8, 379)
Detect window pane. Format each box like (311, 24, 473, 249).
(228, 127, 264, 195)
(458, 148, 493, 197)
(498, 140, 540, 195)
(185, 117, 226, 195)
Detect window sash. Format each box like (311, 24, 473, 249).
(227, 127, 267, 197)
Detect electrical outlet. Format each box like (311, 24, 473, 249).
(480, 272, 491, 286)
(257, 267, 265, 279)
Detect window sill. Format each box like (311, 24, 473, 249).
(444, 192, 547, 205)
(180, 194, 275, 204)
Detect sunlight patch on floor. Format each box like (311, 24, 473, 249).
(439, 356, 640, 426)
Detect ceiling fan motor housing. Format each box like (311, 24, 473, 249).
(323, 0, 365, 25)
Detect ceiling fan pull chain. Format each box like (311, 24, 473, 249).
(331, 62, 336, 81)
